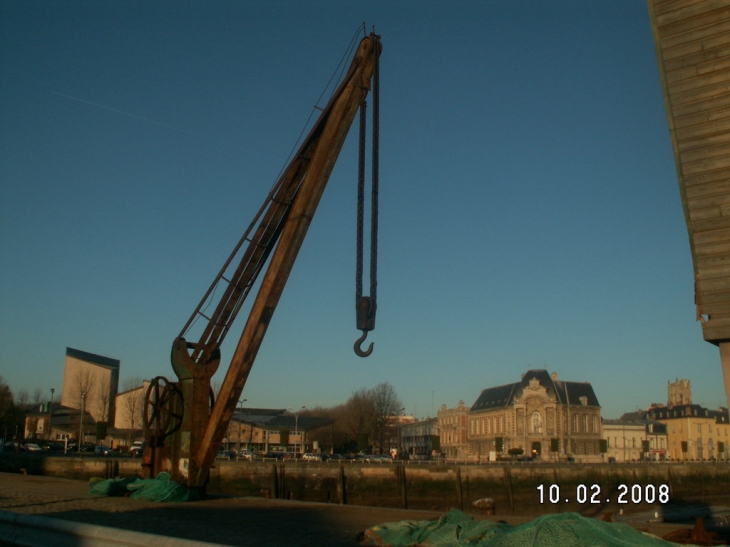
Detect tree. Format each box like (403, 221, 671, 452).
(369, 383, 403, 454)
(0, 377, 25, 442)
(342, 388, 376, 451)
(0, 377, 16, 438)
(74, 369, 95, 408)
(32, 388, 43, 407)
(121, 377, 144, 434)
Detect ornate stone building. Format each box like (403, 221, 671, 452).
(436, 400, 469, 459)
(467, 370, 602, 463)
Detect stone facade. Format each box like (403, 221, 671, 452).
(647, 404, 730, 460)
(466, 370, 602, 463)
(603, 420, 649, 462)
(646, 379, 730, 461)
(437, 400, 469, 459)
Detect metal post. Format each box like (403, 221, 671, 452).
(294, 406, 305, 455)
(237, 399, 246, 457)
(49, 388, 55, 440)
(78, 392, 86, 453)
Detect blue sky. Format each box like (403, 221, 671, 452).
(1, 1, 726, 421)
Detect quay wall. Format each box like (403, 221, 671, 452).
(1, 454, 727, 516)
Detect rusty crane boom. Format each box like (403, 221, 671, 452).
(142, 32, 382, 490)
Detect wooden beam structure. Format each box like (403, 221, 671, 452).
(647, 0, 730, 407)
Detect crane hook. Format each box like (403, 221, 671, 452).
(354, 329, 374, 358)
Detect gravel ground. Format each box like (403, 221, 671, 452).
(0, 472, 715, 546)
(0, 473, 449, 546)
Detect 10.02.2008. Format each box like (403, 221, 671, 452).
(536, 484, 670, 505)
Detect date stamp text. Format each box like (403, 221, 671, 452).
(536, 484, 669, 505)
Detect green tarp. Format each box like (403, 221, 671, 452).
(361, 509, 723, 547)
(89, 472, 199, 503)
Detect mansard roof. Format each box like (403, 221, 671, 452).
(470, 369, 600, 412)
(647, 404, 729, 423)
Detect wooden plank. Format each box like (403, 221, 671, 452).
(690, 217, 730, 236)
(695, 287, 730, 303)
(681, 154, 730, 175)
(684, 165, 730, 187)
(680, 141, 730, 164)
(696, 276, 730, 292)
(697, 266, 730, 281)
(666, 46, 730, 82)
(679, 136, 730, 160)
(693, 238, 730, 256)
(669, 80, 730, 107)
(685, 178, 730, 199)
(701, 325, 730, 343)
(696, 301, 730, 316)
(674, 100, 730, 129)
(693, 255, 730, 272)
(668, 65, 730, 95)
(656, 0, 729, 28)
(654, 0, 709, 17)
(672, 85, 730, 119)
(661, 24, 730, 59)
(677, 119, 730, 146)
(687, 194, 730, 210)
(688, 204, 723, 221)
(665, 43, 730, 73)
(692, 226, 730, 245)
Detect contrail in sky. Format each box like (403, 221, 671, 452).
(51, 91, 222, 143)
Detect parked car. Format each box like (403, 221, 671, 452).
(263, 451, 285, 460)
(238, 449, 253, 460)
(129, 441, 145, 458)
(95, 445, 114, 456)
(301, 453, 322, 461)
(42, 442, 65, 452)
(24, 443, 42, 452)
(216, 449, 236, 460)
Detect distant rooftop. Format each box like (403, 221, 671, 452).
(66, 347, 120, 369)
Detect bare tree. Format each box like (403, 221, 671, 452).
(370, 382, 403, 454)
(121, 377, 144, 433)
(74, 369, 95, 408)
(343, 388, 376, 451)
(32, 388, 43, 407)
(97, 377, 110, 423)
(16, 389, 29, 409)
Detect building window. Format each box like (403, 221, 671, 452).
(532, 412, 542, 434)
(591, 415, 597, 433)
(572, 414, 578, 432)
(582, 414, 588, 433)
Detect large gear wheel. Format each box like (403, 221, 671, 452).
(143, 376, 183, 440)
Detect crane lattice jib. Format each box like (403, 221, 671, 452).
(176, 34, 381, 369)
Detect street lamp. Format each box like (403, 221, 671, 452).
(78, 391, 86, 454)
(237, 398, 247, 457)
(293, 406, 305, 455)
(48, 388, 55, 440)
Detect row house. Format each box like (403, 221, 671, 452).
(647, 404, 729, 461)
(436, 400, 468, 459)
(602, 415, 668, 462)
